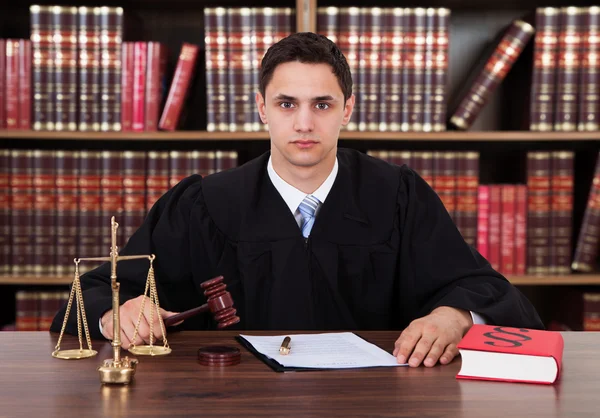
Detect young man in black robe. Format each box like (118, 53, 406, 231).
(52, 32, 543, 367)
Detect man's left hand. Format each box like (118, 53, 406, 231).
(393, 306, 473, 367)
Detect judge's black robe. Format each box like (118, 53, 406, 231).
(51, 148, 543, 339)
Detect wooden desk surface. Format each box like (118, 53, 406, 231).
(1, 331, 598, 417)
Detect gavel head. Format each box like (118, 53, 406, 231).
(200, 276, 241, 329)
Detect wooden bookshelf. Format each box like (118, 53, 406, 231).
(1, 130, 599, 142)
(2, 274, 600, 286)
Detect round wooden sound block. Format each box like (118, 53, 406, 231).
(197, 345, 241, 367)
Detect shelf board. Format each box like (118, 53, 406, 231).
(509, 275, 600, 286)
(1, 274, 599, 286)
(1, 130, 599, 141)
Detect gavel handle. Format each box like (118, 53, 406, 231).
(163, 304, 209, 327)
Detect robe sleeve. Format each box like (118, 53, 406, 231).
(50, 175, 207, 339)
(395, 166, 544, 329)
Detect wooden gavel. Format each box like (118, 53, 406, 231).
(163, 276, 240, 329)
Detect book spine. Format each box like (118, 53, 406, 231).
(477, 185, 490, 260)
(53, 6, 78, 132)
(583, 293, 600, 331)
(0, 40, 5, 129)
(10, 150, 34, 275)
(18, 40, 32, 129)
(384, 8, 404, 131)
(32, 150, 56, 275)
(214, 151, 238, 173)
(461, 152, 479, 247)
(433, 151, 456, 219)
(30, 5, 54, 131)
(55, 150, 79, 276)
(215, 8, 229, 132)
(5, 40, 20, 129)
(514, 184, 527, 275)
(146, 151, 169, 211)
(338, 7, 360, 131)
(0, 150, 9, 274)
(554, 7, 583, 131)
(551, 151, 574, 274)
(101, 151, 123, 250)
(15, 291, 39, 331)
(77, 6, 100, 131)
(421, 8, 435, 132)
(99, 7, 123, 131)
(414, 151, 434, 186)
(432, 8, 450, 132)
(377, 8, 392, 132)
(449, 20, 535, 130)
(38, 291, 53, 331)
(190, 151, 213, 177)
(120, 42, 134, 131)
(145, 42, 168, 131)
(409, 8, 426, 131)
(578, 7, 600, 131)
(122, 151, 147, 247)
(158, 43, 199, 131)
(169, 150, 191, 188)
(366, 8, 382, 132)
(527, 151, 552, 275)
(488, 185, 502, 271)
(529, 7, 560, 131)
(400, 8, 415, 132)
(132, 42, 147, 132)
(226, 8, 252, 132)
(78, 151, 102, 268)
(205, 7, 219, 132)
(500, 185, 516, 275)
(572, 151, 600, 271)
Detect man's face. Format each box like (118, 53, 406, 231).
(256, 61, 354, 171)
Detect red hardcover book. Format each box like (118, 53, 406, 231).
(100, 151, 123, 250)
(5, 40, 20, 129)
(0, 150, 9, 274)
(132, 42, 147, 132)
(122, 151, 147, 246)
(158, 43, 199, 131)
(477, 185, 490, 259)
(0, 39, 6, 129)
(120, 42, 135, 132)
(55, 150, 79, 276)
(500, 185, 516, 275)
(527, 152, 551, 275)
(32, 150, 56, 275)
(514, 185, 527, 275)
(457, 324, 564, 384)
(488, 185, 502, 271)
(145, 42, 168, 131)
(18, 39, 32, 129)
(578, 7, 600, 131)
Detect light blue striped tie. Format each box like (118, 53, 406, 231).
(298, 195, 320, 238)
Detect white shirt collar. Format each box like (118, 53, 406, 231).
(267, 155, 338, 215)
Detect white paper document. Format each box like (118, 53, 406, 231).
(239, 332, 407, 369)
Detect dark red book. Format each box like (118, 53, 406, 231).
(500, 185, 516, 275)
(457, 324, 564, 384)
(477, 185, 490, 259)
(0, 39, 5, 129)
(0, 150, 9, 274)
(488, 185, 502, 271)
(5, 40, 20, 130)
(449, 20, 535, 130)
(18, 39, 31, 130)
(145, 42, 168, 131)
(158, 43, 199, 131)
(514, 185, 527, 275)
(120, 42, 135, 132)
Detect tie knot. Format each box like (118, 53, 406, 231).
(298, 195, 320, 219)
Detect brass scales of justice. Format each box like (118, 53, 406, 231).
(52, 216, 172, 385)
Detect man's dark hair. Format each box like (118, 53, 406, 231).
(259, 32, 353, 102)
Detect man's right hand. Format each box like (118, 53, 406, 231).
(100, 295, 180, 349)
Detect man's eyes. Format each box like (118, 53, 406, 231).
(278, 102, 330, 110)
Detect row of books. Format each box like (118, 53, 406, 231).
(2, 290, 69, 331)
(318, 7, 450, 132)
(0, 149, 238, 276)
(450, 6, 600, 131)
(368, 150, 599, 275)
